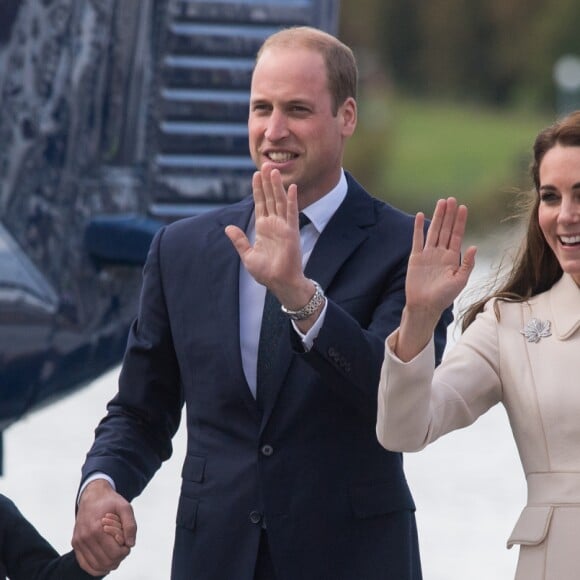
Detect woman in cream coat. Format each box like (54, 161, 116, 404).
(376, 110, 580, 580)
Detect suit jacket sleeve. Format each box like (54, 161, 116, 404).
(81, 226, 183, 501)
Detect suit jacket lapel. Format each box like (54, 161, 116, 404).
(205, 197, 259, 414)
(304, 178, 374, 284)
(260, 177, 376, 426)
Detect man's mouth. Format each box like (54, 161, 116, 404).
(267, 152, 297, 163)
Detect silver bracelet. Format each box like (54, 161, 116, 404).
(280, 280, 326, 321)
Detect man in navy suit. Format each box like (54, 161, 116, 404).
(72, 26, 451, 579)
(0, 494, 105, 580)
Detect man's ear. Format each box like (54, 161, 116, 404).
(340, 97, 357, 137)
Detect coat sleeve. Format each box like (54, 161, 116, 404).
(376, 305, 503, 452)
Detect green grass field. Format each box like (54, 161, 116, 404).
(345, 96, 552, 230)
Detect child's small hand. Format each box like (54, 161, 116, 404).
(102, 512, 125, 546)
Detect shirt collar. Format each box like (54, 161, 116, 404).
(300, 170, 348, 235)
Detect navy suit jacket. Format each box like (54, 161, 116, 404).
(0, 494, 101, 580)
(81, 174, 451, 580)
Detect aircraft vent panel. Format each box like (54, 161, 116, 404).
(148, 0, 339, 218)
(170, 1, 315, 26)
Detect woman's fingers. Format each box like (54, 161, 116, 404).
(437, 197, 458, 248)
(411, 212, 426, 255)
(449, 203, 468, 253)
(424, 198, 446, 248)
(424, 197, 469, 250)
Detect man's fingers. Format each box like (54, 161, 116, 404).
(285, 183, 299, 230)
(74, 549, 108, 577)
(118, 502, 137, 547)
(74, 534, 129, 576)
(225, 225, 251, 258)
(270, 168, 291, 218)
(252, 171, 266, 217)
(260, 166, 277, 216)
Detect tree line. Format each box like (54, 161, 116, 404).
(340, 0, 580, 110)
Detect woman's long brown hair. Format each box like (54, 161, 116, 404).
(460, 111, 580, 330)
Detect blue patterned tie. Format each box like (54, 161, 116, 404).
(256, 213, 310, 410)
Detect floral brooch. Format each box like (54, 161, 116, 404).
(520, 318, 552, 343)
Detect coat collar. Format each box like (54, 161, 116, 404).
(548, 273, 580, 340)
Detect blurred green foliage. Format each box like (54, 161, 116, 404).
(339, 0, 580, 110)
(337, 1, 579, 231)
(345, 94, 552, 231)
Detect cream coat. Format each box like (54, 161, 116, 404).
(377, 273, 580, 580)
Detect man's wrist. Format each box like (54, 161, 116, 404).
(281, 280, 325, 321)
(78, 473, 115, 505)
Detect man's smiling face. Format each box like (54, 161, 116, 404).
(248, 45, 355, 208)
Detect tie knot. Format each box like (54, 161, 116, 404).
(299, 213, 310, 230)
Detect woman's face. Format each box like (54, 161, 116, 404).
(538, 144, 580, 286)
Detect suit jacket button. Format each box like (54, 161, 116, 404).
(249, 511, 262, 525)
(261, 444, 274, 456)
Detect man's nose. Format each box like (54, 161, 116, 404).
(264, 110, 289, 141)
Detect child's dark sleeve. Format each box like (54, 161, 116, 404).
(0, 494, 104, 580)
(37, 549, 106, 580)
